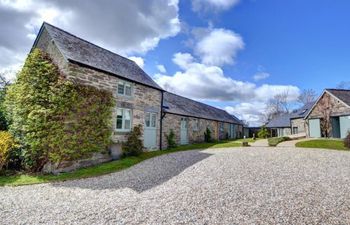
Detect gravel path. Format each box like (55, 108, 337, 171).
(250, 139, 269, 147)
(1, 147, 350, 225)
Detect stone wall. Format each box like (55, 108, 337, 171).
(67, 63, 162, 148)
(308, 92, 350, 119)
(161, 113, 220, 149)
(291, 118, 306, 134)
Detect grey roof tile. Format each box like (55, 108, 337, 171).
(163, 92, 241, 124)
(266, 113, 291, 128)
(326, 89, 350, 107)
(290, 101, 314, 119)
(40, 22, 162, 90)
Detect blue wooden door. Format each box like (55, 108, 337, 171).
(180, 118, 188, 145)
(309, 119, 321, 138)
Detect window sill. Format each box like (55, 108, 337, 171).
(114, 130, 131, 135)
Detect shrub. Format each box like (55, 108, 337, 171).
(345, 132, 350, 149)
(0, 131, 18, 171)
(122, 125, 144, 157)
(268, 136, 290, 147)
(204, 127, 212, 143)
(258, 126, 269, 139)
(4, 49, 114, 171)
(166, 129, 177, 149)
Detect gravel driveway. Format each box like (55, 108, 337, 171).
(1, 147, 350, 225)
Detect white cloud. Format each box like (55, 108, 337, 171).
(155, 52, 300, 126)
(255, 84, 300, 102)
(225, 102, 266, 127)
(156, 52, 255, 101)
(192, 0, 240, 12)
(172, 52, 195, 70)
(128, 56, 144, 69)
(195, 28, 244, 66)
(155, 52, 300, 103)
(253, 72, 270, 81)
(0, 0, 181, 72)
(156, 64, 167, 73)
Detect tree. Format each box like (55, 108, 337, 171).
(0, 72, 11, 130)
(257, 126, 269, 139)
(263, 91, 291, 122)
(5, 49, 114, 171)
(298, 89, 317, 105)
(318, 94, 335, 138)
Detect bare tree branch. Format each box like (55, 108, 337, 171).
(298, 89, 317, 105)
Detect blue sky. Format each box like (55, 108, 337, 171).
(1, 0, 350, 125)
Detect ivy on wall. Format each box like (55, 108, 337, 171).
(5, 49, 115, 171)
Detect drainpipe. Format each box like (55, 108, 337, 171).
(159, 91, 164, 150)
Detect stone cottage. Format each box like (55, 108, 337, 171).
(33, 22, 163, 156)
(32, 22, 244, 156)
(266, 102, 313, 137)
(304, 89, 350, 138)
(162, 92, 243, 149)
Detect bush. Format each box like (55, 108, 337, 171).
(0, 131, 18, 171)
(4, 49, 114, 171)
(345, 132, 350, 149)
(258, 126, 269, 139)
(122, 125, 144, 157)
(166, 129, 177, 149)
(268, 136, 290, 147)
(204, 127, 212, 143)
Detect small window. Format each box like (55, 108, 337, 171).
(145, 112, 157, 128)
(193, 119, 199, 131)
(117, 81, 132, 96)
(219, 123, 224, 132)
(293, 127, 298, 134)
(116, 108, 132, 131)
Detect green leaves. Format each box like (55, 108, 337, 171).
(4, 49, 114, 172)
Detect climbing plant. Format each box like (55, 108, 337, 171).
(5, 49, 115, 171)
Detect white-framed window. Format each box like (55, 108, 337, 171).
(117, 81, 132, 96)
(116, 108, 132, 131)
(145, 112, 157, 128)
(193, 119, 199, 131)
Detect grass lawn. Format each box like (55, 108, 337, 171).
(0, 139, 250, 187)
(296, 139, 349, 151)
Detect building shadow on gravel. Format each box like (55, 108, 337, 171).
(52, 150, 212, 193)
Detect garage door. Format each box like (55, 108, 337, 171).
(309, 119, 321, 138)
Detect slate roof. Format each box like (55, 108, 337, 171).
(266, 113, 291, 128)
(326, 89, 350, 107)
(36, 22, 162, 90)
(163, 92, 241, 124)
(290, 101, 314, 119)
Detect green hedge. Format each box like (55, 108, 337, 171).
(4, 49, 115, 171)
(268, 136, 290, 146)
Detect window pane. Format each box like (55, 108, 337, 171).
(145, 113, 150, 127)
(125, 120, 131, 130)
(151, 113, 156, 127)
(125, 85, 132, 96)
(124, 109, 131, 120)
(118, 83, 125, 95)
(124, 109, 131, 130)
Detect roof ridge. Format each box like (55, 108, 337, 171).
(326, 88, 350, 91)
(165, 91, 230, 114)
(42, 22, 136, 65)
